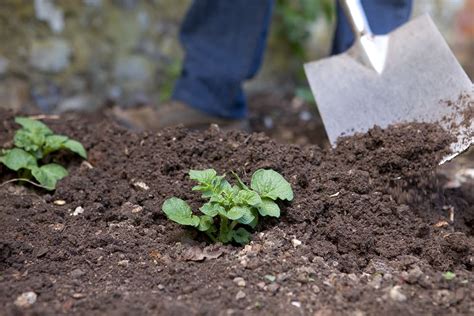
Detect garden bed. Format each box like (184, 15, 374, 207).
(0, 108, 473, 315)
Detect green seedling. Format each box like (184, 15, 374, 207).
(442, 271, 456, 281)
(0, 117, 87, 190)
(162, 169, 294, 245)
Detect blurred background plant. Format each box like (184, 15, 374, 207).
(272, 0, 335, 103)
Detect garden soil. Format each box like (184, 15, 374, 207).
(0, 108, 473, 315)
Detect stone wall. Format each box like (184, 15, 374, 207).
(0, 0, 190, 112)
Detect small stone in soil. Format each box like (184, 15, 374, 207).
(389, 285, 407, 302)
(49, 223, 65, 231)
(14, 292, 37, 307)
(291, 301, 301, 308)
(312, 285, 320, 293)
(53, 200, 66, 205)
(405, 266, 423, 284)
(233, 277, 246, 287)
(132, 180, 149, 190)
(131, 205, 143, 213)
(72, 293, 86, 299)
(267, 283, 280, 293)
(70, 268, 86, 278)
(118, 260, 130, 267)
(291, 238, 302, 247)
(72, 206, 84, 216)
(235, 290, 246, 300)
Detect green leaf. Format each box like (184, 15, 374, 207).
(199, 202, 223, 217)
(257, 198, 280, 217)
(190, 170, 231, 198)
(162, 197, 200, 227)
(0, 148, 37, 171)
(15, 117, 53, 135)
(235, 206, 256, 225)
(189, 169, 217, 184)
(234, 189, 262, 206)
(198, 215, 214, 232)
(251, 169, 294, 201)
(31, 163, 68, 190)
(44, 135, 68, 153)
(227, 205, 250, 220)
(14, 129, 44, 156)
(63, 139, 87, 159)
(232, 227, 251, 245)
(209, 194, 226, 204)
(248, 208, 259, 229)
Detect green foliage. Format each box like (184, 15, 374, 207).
(0, 117, 88, 190)
(274, 0, 335, 96)
(274, 0, 334, 59)
(162, 169, 294, 245)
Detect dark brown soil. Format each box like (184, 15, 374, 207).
(248, 93, 328, 148)
(0, 108, 473, 316)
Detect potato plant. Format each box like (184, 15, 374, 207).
(162, 169, 293, 245)
(0, 117, 87, 190)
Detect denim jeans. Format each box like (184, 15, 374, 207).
(172, 0, 413, 119)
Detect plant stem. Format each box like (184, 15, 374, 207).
(205, 231, 217, 242)
(218, 215, 229, 242)
(230, 220, 238, 230)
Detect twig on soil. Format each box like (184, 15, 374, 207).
(0, 178, 51, 190)
(244, 135, 252, 144)
(27, 114, 60, 120)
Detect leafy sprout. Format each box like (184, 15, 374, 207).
(162, 169, 294, 245)
(442, 271, 456, 281)
(0, 117, 87, 190)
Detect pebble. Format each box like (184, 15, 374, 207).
(72, 293, 86, 299)
(118, 260, 130, 267)
(276, 273, 288, 282)
(347, 273, 359, 283)
(267, 283, 280, 293)
(368, 274, 383, 289)
(158, 284, 165, 290)
(389, 285, 407, 302)
(72, 206, 84, 216)
(291, 301, 302, 308)
(296, 273, 308, 283)
(70, 268, 86, 278)
(406, 266, 423, 284)
(233, 277, 246, 287)
(433, 290, 453, 306)
(49, 223, 65, 231)
(14, 292, 37, 307)
(312, 285, 321, 293)
(133, 181, 149, 191)
(291, 238, 302, 248)
(235, 290, 246, 300)
(131, 205, 143, 213)
(53, 200, 66, 205)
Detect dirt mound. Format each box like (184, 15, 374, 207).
(0, 109, 473, 315)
